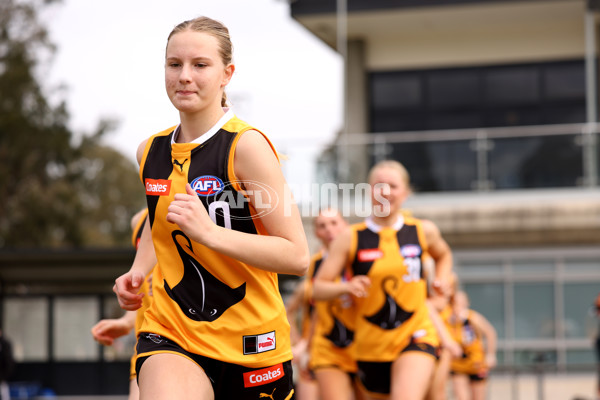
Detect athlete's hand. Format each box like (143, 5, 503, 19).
(113, 270, 145, 311)
(91, 318, 133, 346)
(443, 337, 463, 359)
(432, 278, 450, 297)
(167, 183, 215, 244)
(345, 275, 371, 298)
(485, 353, 497, 369)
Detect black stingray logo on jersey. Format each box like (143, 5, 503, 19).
(165, 230, 246, 322)
(173, 158, 188, 172)
(191, 175, 225, 196)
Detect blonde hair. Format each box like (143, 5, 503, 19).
(368, 160, 411, 189)
(167, 16, 233, 107)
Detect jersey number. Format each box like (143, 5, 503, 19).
(208, 201, 232, 229)
(403, 257, 422, 283)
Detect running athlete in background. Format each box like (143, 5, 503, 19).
(313, 160, 453, 400)
(447, 291, 497, 400)
(113, 16, 309, 400)
(91, 209, 153, 400)
(286, 208, 350, 400)
(425, 272, 462, 400)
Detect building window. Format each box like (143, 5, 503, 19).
(3, 297, 48, 361)
(455, 248, 600, 372)
(53, 297, 99, 361)
(368, 60, 589, 192)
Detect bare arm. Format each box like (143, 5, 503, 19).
(422, 219, 453, 296)
(166, 131, 309, 275)
(426, 299, 462, 358)
(91, 310, 137, 346)
(312, 228, 371, 301)
(471, 310, 498, 368)
(285, 280, 307, 345)
(113, 139, 158, 310)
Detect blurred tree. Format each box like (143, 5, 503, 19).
(0, 0, 145, 248)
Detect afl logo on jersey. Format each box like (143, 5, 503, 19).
(401, 244, 422, 258)
(191, 175, 225, 196)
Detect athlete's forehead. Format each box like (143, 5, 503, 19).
(166, 30, 222, 60)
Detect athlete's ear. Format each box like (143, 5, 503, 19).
(221, 63, 235, 88)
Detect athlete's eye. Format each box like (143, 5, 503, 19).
(195, 63, 207, 68)
(168, 62, 181, 68)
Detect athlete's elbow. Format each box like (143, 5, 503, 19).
(288, 249, 310, 277)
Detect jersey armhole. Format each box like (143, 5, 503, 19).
(226, 128, 279, 193)
(138, 126, 177, 183)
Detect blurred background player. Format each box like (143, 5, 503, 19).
(313, 160, 453, 400)
(91, 209, 153, 400)
(425, 271, 461, 400)
(447, 290, 497, 400)
(286, 208, 350, 400)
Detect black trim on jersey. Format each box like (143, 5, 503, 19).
(352, 227, 381, 276)
(396, 224, 425, 279)
(143, 132, 175, 228)
(312, 258, 324, 279)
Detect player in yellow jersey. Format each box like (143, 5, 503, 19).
(112, 16, 309, 400)
(91, 209, 153, 400)
(286, 208, 351, 400)
(313, 160, 453, 400)
(447, 291, 497, 400)
(425, 272, 461, 400)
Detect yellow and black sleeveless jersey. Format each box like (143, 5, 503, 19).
(348, 216, 438, 362)
(138, 114, 292, 368)
(309, 252, 357, 372)
(448, 310, 486, 375)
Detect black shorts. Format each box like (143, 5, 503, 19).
(450, 370, 488, 382)
(356, 341, 437, 396)
(136, 333, 295, 400)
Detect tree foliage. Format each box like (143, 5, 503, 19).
(0, 0, 145, 248)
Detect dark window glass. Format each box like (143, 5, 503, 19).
(489, 135, 582, 189)
(427, 70, 480, 109)
(484, 106, 542, 127)
(544, 63, 586, 101)
(371, 73, 422, 109)
(384, 140, 476, 191)
(484, 67, 540, 105)
(427, 111, 482, 130)
(371, 111, 427, 132)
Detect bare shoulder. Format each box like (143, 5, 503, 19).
(420, 218, 442, 238)
(136, 138, 150, 166)
(234, 130, 279, 180)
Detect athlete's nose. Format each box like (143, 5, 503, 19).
(179, 64, 193, 83)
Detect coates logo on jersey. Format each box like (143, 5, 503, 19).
(357, 249, 383, 262)
(400, 244, 422, 258)
(191, 175, 225, 197)
(145, 179, 171, 196)
(243, 363, 284, 388)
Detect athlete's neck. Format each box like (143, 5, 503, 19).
(177, 108, 225, 143)
(370, 213, 401, 227)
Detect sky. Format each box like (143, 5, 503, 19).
(43, 0, 343, 188)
